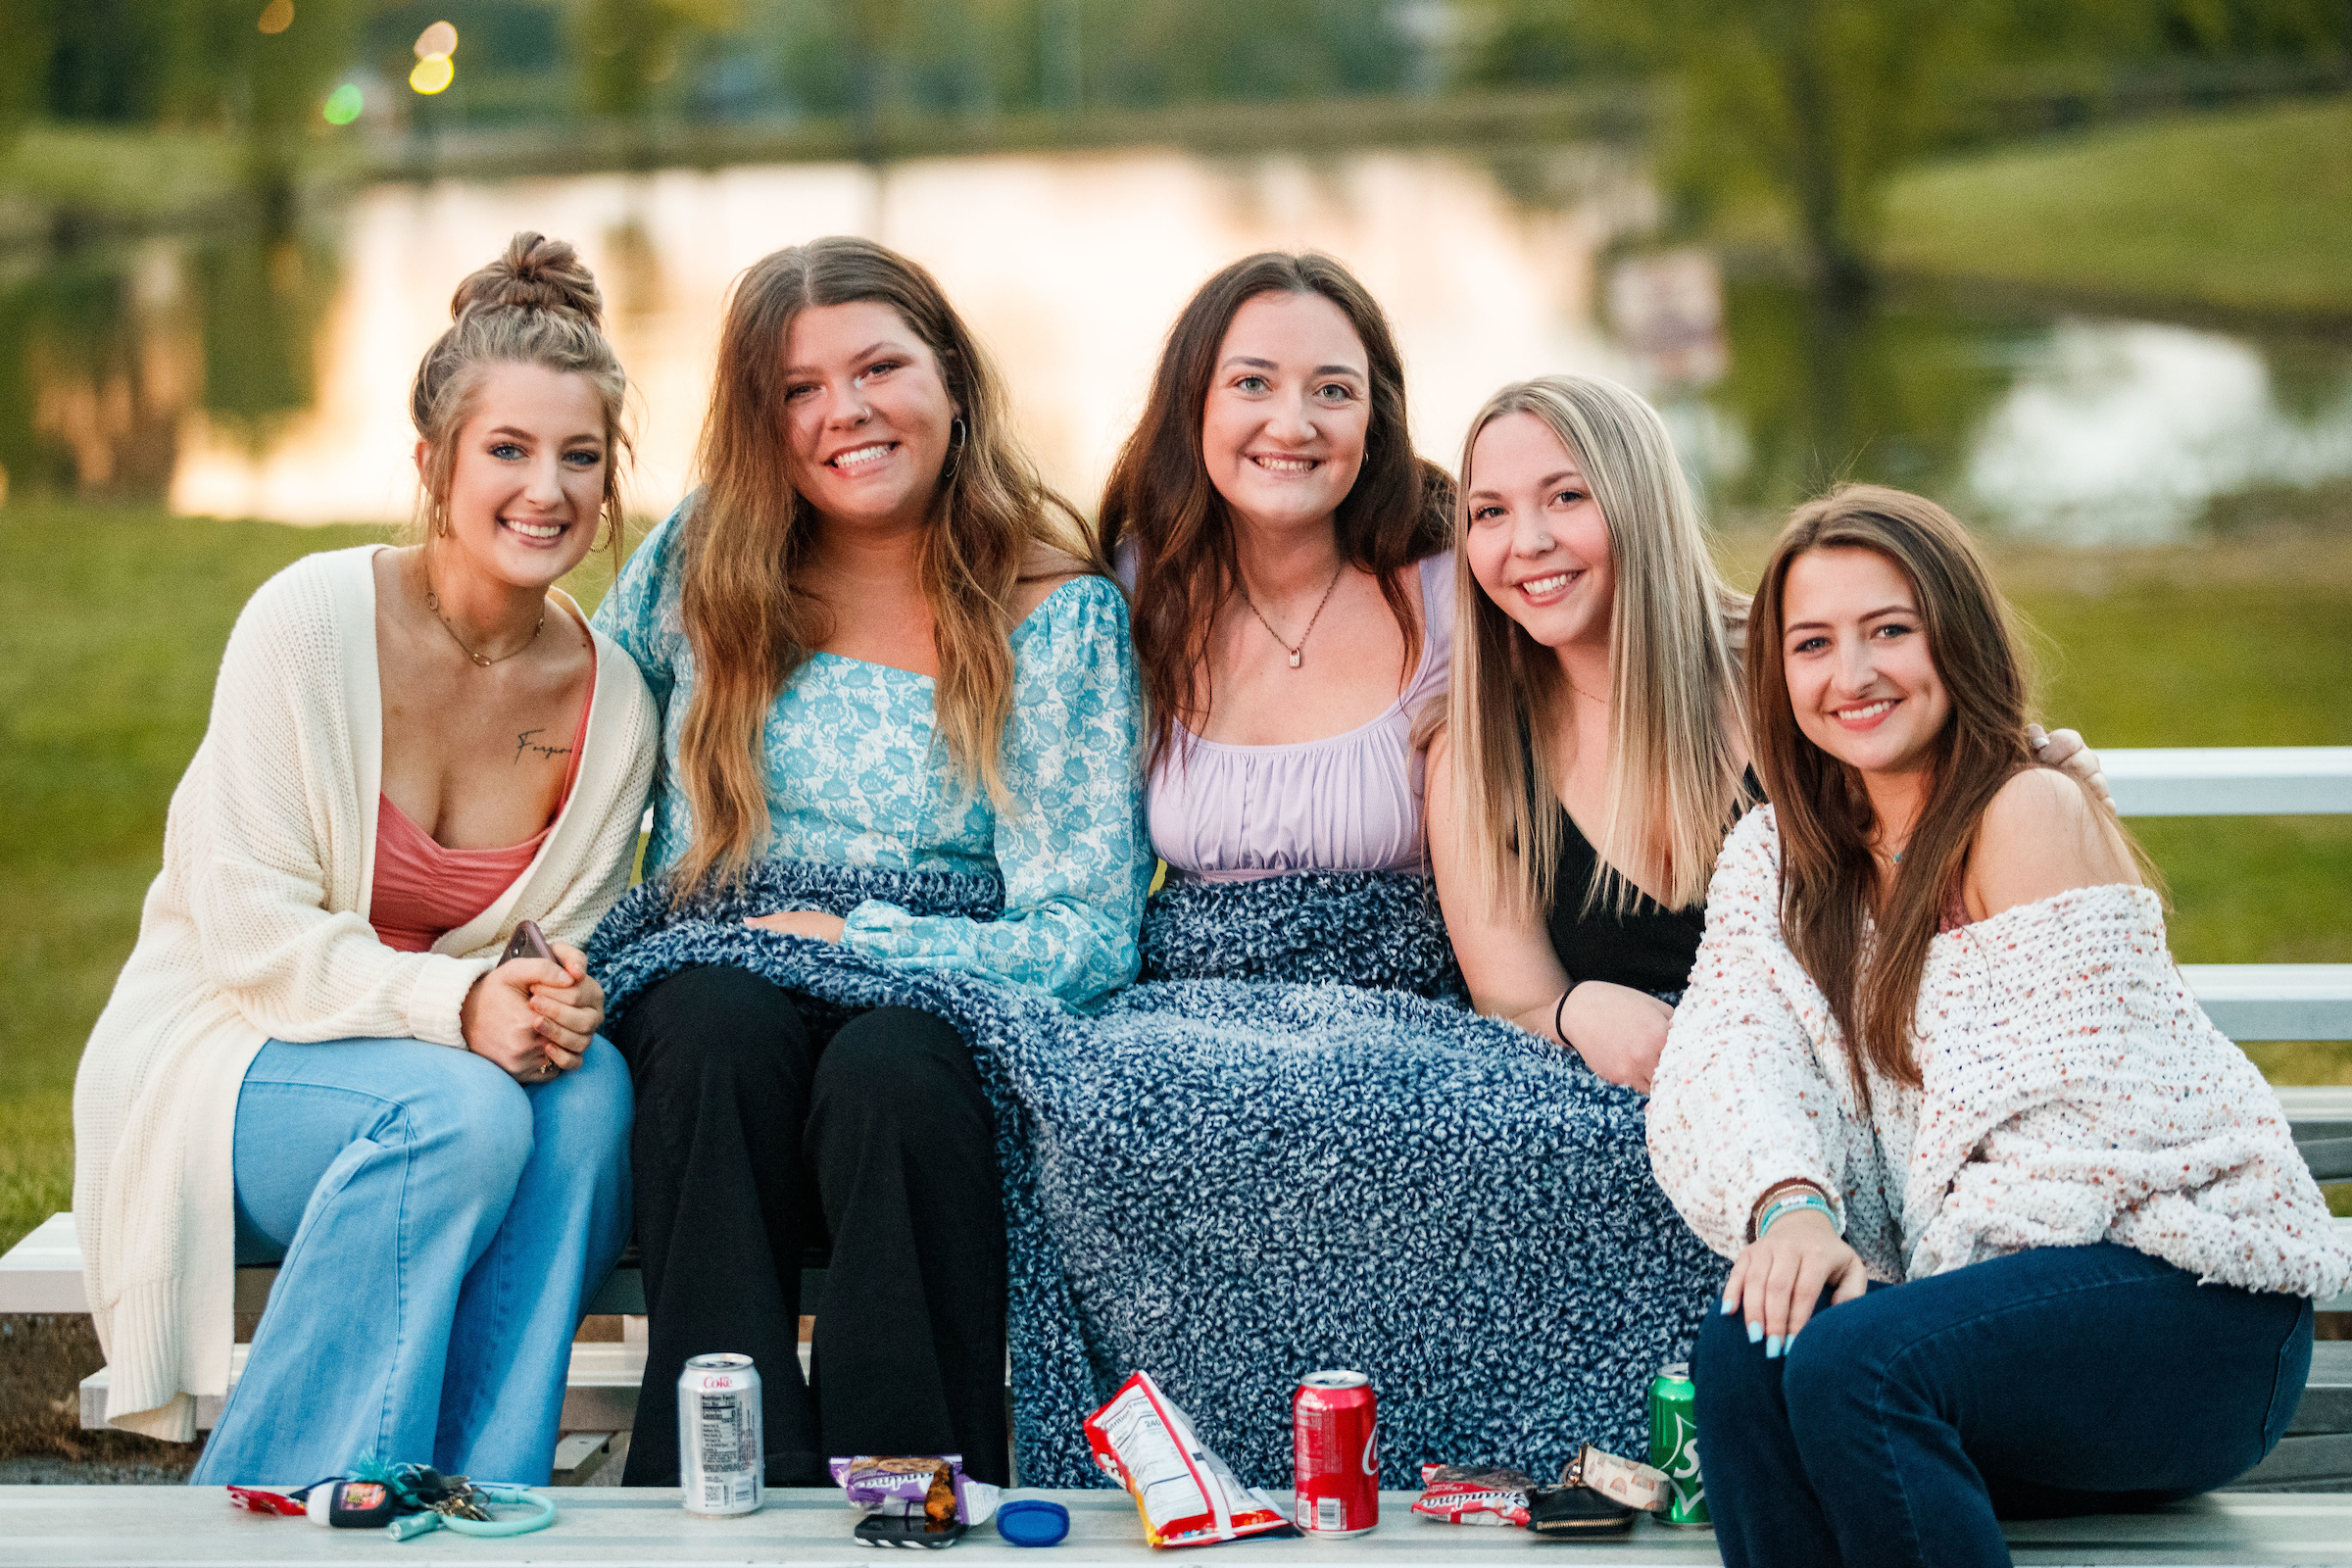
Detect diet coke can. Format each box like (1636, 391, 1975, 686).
(1293, 1369, 1378, 1537)
(678, 1352, 763, 1516)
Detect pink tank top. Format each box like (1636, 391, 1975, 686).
(369, 659, 594, 954)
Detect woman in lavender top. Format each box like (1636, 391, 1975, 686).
(1099, 252, 1462, 982)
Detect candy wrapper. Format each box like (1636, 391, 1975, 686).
(830, 1455, 1001, 1531)
(1411, 1463, 1535, 1527)
(1084, 1371, 1291, 1548)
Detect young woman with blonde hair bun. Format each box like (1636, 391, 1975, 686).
(587, 236, 1148, 1488)
(76, 232, 658, 1485)
(1649, 485, 2345, 1568)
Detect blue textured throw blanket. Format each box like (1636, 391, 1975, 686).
(590, 864, 1724, 1491)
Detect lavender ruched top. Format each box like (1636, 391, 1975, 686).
(1124, 551, 1455, 883)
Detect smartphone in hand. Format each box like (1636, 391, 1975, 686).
(501, 918, 558, 967)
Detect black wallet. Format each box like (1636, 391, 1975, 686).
(1524, 1483, 1637, 1537)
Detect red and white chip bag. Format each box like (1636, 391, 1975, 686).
(1411, 1462, 1535, 1527)
(1084, 1371, 1291, 1548)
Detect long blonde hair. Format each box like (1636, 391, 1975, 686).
(1445, 374, 1750, 917)
(674, 236, 1088, 896)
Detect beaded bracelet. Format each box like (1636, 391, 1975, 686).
(1745, 1177, 1824, 1239)
(1756, 1189, 1841, 1238)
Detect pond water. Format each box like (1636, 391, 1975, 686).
(4, 143, 2349, 545)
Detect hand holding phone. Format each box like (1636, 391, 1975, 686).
(501, 919, 558, 966)
(486, 920, 603, 1079)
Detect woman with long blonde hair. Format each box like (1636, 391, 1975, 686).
(1428, 375, 2096, 1092)
(587, 237, 1148, 1488)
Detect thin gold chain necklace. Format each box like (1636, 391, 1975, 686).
(1239, 562, 1346, 670)
(422, 563, 543, 668)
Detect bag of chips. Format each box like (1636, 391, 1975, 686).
(1411, 1463, 1536, 1527)
(1084, 1372, 1291, 1548)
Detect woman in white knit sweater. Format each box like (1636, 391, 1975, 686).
(73, 235, 657, 1485)
(1647, 484, 2348, 1568)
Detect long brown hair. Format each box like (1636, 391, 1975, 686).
(1748, 484, 2131, 1099)
(1443, 375, 1750, 918)
(410, 231, 631, 551)
(1096, 251, 1452, 772)
(674, 236, 1088, 895)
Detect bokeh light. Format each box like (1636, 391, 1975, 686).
(415, 22, 459, 60)
(321, 83, 364, 125)
(410, 54, 455, 94)
(257, 0, 294, 34)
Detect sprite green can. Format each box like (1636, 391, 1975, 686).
(1646, 1362, 1709, 1527)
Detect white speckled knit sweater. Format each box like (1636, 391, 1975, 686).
(71, 548, 658, 1442)
(1648, 807, 2350, 1299)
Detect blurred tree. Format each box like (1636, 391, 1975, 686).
(0, 0, 52, 151)
(576, 0, 739, 118)
(1459, 0, 2350, 304)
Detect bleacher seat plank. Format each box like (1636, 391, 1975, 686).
(2104, 747, 2352, 817)
(73, 1337, 836, 1436)
(2, 1486, 2350, 1566)
(2182, 967, 2352, 1043)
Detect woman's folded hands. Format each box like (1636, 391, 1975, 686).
(462, 939, 604, 1080)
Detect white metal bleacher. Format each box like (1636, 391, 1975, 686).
(2, 746, 2348, 1486)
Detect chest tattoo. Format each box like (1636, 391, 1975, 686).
(514, 727, 573, 765)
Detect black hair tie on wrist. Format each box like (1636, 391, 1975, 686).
(1553, 983, 1576, 1046)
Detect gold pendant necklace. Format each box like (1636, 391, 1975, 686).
(1241, 562, 1346, 670)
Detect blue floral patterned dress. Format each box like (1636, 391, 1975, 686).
(591, 503, 1151, 1006)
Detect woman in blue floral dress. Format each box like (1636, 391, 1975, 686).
(589, 238, 1149, 1489)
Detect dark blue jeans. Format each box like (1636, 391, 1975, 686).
(1694, 1243, 2313, 1568)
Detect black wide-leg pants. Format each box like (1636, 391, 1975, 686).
(612, 962, 1009, 1486)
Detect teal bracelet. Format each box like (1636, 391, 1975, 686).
(1756, 1191, 1839, 1238)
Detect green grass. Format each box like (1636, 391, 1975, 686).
(1879, 97, 2352, 318)
(2, 505, 2349, 1253)
(0, 125, 251, 221)
(0, 507, 646, 1254)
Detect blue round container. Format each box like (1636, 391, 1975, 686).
(995, 1497, 1070, 1547)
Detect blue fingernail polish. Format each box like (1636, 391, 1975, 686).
(1746, 1320, 1762, 1345)
(1721, 1297, 1738, 1315)
(1765, 1335, 1783, 1359)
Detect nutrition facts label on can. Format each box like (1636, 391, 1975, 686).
(701, 1394, 749, 1469)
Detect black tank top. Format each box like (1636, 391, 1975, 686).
(1543, 769, 1760, 996)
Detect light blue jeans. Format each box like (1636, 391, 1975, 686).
(188, 1036, 632, 1487)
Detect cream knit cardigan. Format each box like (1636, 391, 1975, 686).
(72, 547, 658, 1441)
(1649, 807, 2351, 1300)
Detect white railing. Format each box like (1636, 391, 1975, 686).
(2107, 748, 2352, 1043)
(2104, 746, 2352, 817)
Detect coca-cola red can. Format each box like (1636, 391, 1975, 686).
(1293, 1369, 1378, 1537)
